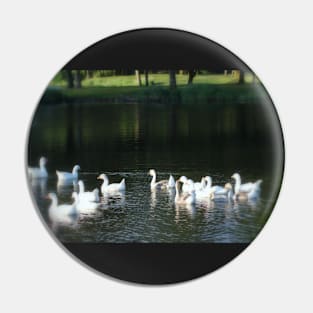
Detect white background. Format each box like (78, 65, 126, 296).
(0, 1, 312, 312)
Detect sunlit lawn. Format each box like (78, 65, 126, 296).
(51, 73, 256, 88)
(44, 72, 260, 104)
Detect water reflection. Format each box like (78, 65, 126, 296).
(30, 177, 47, 199)
(175, 203, 196, 219)
(57, 179, 78, 194)
(28, 170, 273, 243)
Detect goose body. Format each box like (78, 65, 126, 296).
(210, 183, 233, 201)
(78, 180, 100, 202)
(97, 173, 126, 193)
(194, 177, 206, 191)
(231, 173, 262, 193)
(175, 180, 196, 205)
(196, 176, 224, 199)
(149, 169, 175, 190)
(28, 157, 48, 179)
(47, 192, 78, 223)
(231, 173, 262, 200)
(73, 192, 99, 214)
(56, 165, 80, 181)
(233, 180, 262, 201)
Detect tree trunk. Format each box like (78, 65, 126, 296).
(238, 70, 245, 84)
(169, 70, 176, 88)
(65, 70, 74, 88)
(87, 70, 93, 78)
(73, 70, 82, 88)
(135, 70, 142, 87)
(187, 70, 196, 84)
(144, 70, 149, 86)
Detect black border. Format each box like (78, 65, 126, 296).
(64, 243, 249, 284)
(63, 28, 249, 70)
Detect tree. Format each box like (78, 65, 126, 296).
(135, 70, 142, 87)
(169, 70, 176, 88)
(73, 70, 82, 88)
(238, 70, 245, 84)
(144, 70, 149, 86)
(64, 70, 74, 88)
(187, 70, 196, 84)
(87, 70, 94, 79)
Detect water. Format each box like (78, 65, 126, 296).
(28, 96, 284, 243)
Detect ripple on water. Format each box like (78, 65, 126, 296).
(31, 171, 274, 243)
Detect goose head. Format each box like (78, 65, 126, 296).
(39, 157, 47, 167)
(231, 173, 240, 181)
(179, 176, 188, 183)
(72, 165, 80, 173)
(224, 183, 233, 190)
(204, 176, 212, 188)
(97, 173, 108, 181)
(148, 169, 156, 176)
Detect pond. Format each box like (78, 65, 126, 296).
(28, 96, 284, 243)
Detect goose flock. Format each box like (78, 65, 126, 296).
(28, 156, 263, 224)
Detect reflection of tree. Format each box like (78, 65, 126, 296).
(66, 103, 74, 153)
(75, 104, 82, 149)
(168, 102, 177, 144)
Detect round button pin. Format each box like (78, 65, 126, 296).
(27, 28, 284, 284)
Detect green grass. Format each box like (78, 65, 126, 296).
(43, 73, 262, 105)
(50, 73, 257, 88)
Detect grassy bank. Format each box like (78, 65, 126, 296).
(51, 73, 256, 87)
(42, 73, 264, 105)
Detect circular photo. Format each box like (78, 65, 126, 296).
(27, 28, 284, 284)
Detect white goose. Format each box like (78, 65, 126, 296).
(196, 176, 224, 199)
(231, 173, 262, 200)
(56, 165, 80, 181)
(73, 191, 99, 214)
(28, 157, 48, 179)
(97, 173, 126, 193)
(179, 176, 193, 193)
(47, 192, 78, 223)
(175, 180, 196, 205)
(194, 177, 207, 191)
(78, 180, 100, 202)
(149, 169, 175, 190)
(210, 183, 233, 201)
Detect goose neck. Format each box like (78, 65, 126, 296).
(49, 194, 58, 208)
(234, 176, 241, 194)
(78, 181, 84, 193)
(150, 172, 156, 186)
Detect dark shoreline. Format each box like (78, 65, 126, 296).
(40, 83, 266, 106)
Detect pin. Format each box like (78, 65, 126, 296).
(27, 28, 284, 284)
